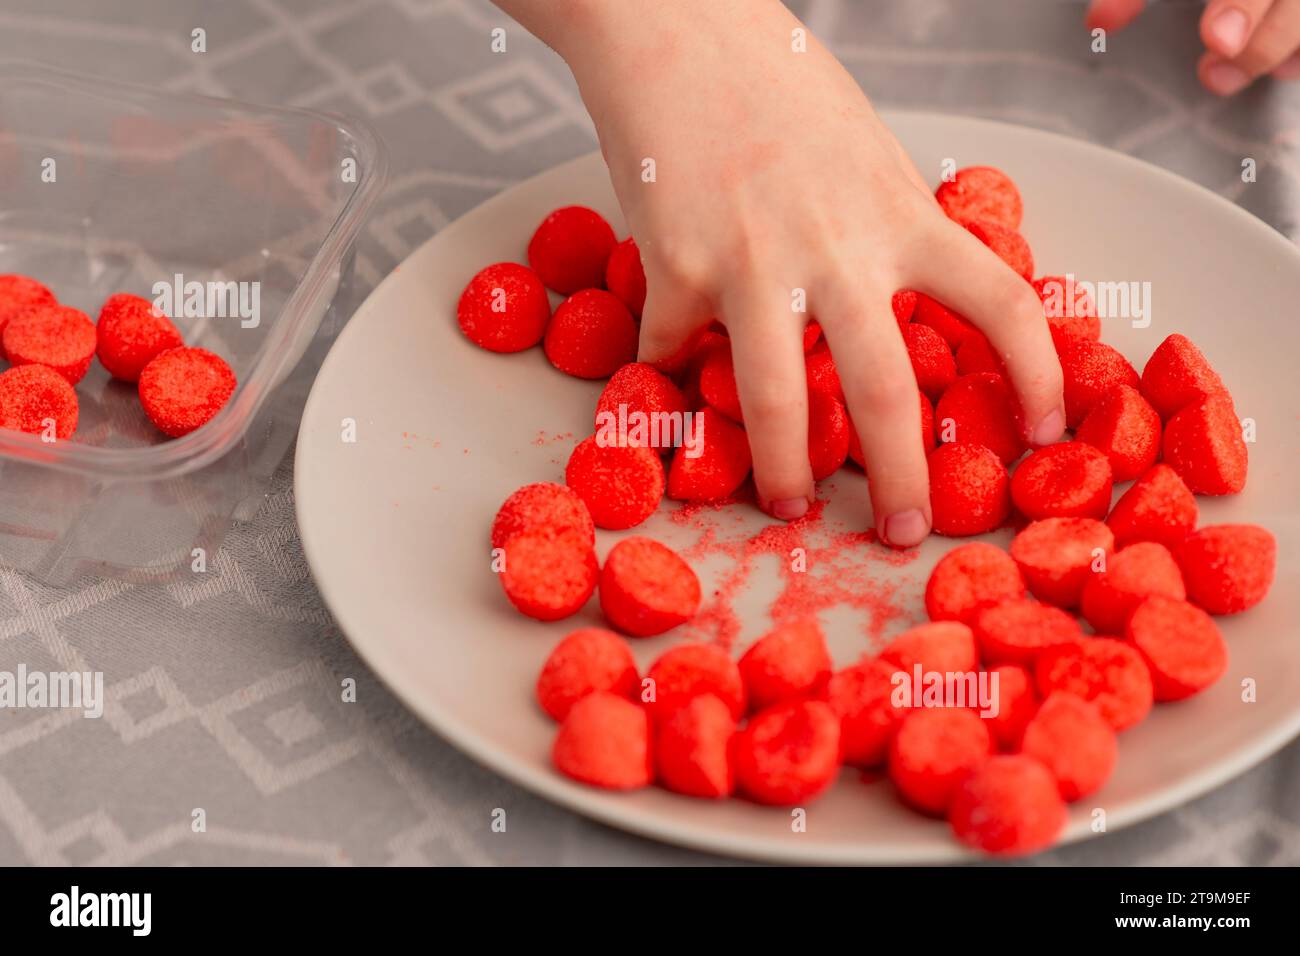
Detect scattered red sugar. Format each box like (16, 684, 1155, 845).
(1106, 464, 1197, 550)
(491, 481, 594, 550)
(738, 617, 833, 711)
(889, 706, 993, 816)
(1034, 638, 1154, 732)
(604, 236, 646, 316)
(599, 536, 701, 636)
(733, 699, 842, 805)
(656, 694, 736, 798)
(1010, 441, 1113, 521)
(1080, 541, 1185, 635)
(544, 289, 638, 379)
(565, 434, 664, 530)
(1162, 395, 1247, 495)
(1053, 333, 1140, 428)
(965, 218, 1034, 280)
(925, 542, 1026, 625)
(935, 165, 1023, 230)
(1140, 333, 1228, 420)
(927, 441, 1011, 537)
(527, 205, 616, 295)
(535, 627, 639, 721)
(1032, 275, 1100, 341)
(456, 261, 550, 353)
(552, 691, 652, 790)
(934, 372, 1025, 465)
(1075, 384, 1161, 482)
(1020, 692, 1117, 801)
(3, 304, 97, 384)
(949, 755, 1066, 856)
(1126, 596, 1227, 702)
(913, 293, 975, 349)
(1175, 524, 1276, 615)
(1009, 516, 1114, 609)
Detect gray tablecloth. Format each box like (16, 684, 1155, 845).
(0, 0, 1296, 866)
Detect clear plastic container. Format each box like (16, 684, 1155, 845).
(0, 61, 387, 583)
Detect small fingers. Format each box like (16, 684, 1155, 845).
(818, 291, 931, 548)
(1200, 0, 1276, 59)
(724, 285, 814, 520)
(1199, 0, 1300, 94)
(911, 221, 1065, 447)
(636, 270, 712, 370)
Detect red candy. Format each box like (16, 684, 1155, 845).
(1020, 693, 1117, 801)
(804, 347, 844, 403)
(456, 262, 551, 353)
(552, 691, 652, 790)
(0, 274, 56, 342)
(604, 237, 646, 317)
(1009, 517, 1114, 608)
(982, 664, 1039, 750)
(954, 331, 1006, 377)
(1126, 596, 1228, 702)
(934, 373, 1025, 465)
(3, 304, 97, 384)
(536, 627, 639, 721)
(1035, 638, 1154, 732)
(738, 618, 833, 712)
(949, 755, 1066, 856)
(972, 599, 1082, 667)
(892, 289, 918, 325)
(913, 293, 974, 349)
(544, 289, 638, 379)
(935, 166, 1023, 230)
(491, 481, 595, 550)
(1162, 396, 1247, 495)
(527, 205, 616, 295)
(803, 321, 822, 353)
(1140, 333, 1228, 420)
(499, 526, 598, 621)
(644, 643, 745, 723)
(880, 621, 979, 676)
(1080, 541, 1185, 635)
(1032, 275, 1099, 341)
(656, 694, 736, 798)
(565, 434, 664, 530)
(902, 322, 957, 400)
(1074, 385, 1161, 482)
(733, 699, 841, 805)
(1106, 464, 1197, 550)
(925, 542, 1026, 624)
(928, 441, 1011, 537)
(594, 362, 690, 452)
(965, 219, 1034, 280)
(599, 536, 700, 636)
(1010, 442, 1113, 521)
(1175, 524, 1276, 615)
(699, 344, 743, 421)
(807, 391, 850, 480)
(666, 407, 752, 502)
(888, 707, 992, 815)
(137, 346, 236, 437)
(1054, 333, 1140, 428)
(96, 292, 185, 382)
(822, 659, 906, 768)
(0, 364, 79, 440)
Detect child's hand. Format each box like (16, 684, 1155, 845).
(504, 0, 1064, 546)
(1088, 0, 1300, 95)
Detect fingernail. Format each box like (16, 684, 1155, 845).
(770, 497, 809, 521)
(1209, 8, 1249, 57)
(882, 509, 928, 548)
(1205, 61, 1250, 95)
(1030, 408, 1065, 447)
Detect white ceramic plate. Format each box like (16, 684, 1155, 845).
(295, 113, 1300, 864)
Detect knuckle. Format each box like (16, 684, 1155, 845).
(854, 369, 917, 417)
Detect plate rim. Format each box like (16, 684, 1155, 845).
(295, 110, 1300, 864)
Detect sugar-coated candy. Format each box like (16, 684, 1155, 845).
(972, 598, 1082, 667)
(1106, 464, 1197, 550)
(1162, 396, 1247, 495)
(552, 691, 653, 789)
(1080, 541, 1185, 635)
(821, 659, 906, 768)
(644, 643, 745, 723)
(1032, 275, 1099, 341)
(733, 699, 841, 805)
(1020, 693, 1117, 801)
(1053, 333, 1139, 428)
(965, 218, 1034, 280)
(138, 346, 236, 437)
(699, 344, 743, 421)
(880, 621, 979, 676)
(982, 664, 1039, 750)
(954, 331, 1006, 377)
(1034, 638, 1154, 732)
(913, 293, 975, 349)
(0, 364, 78, 440)
(565, 434, 664, 530)
(1175, 524, 1276, 615)
(95, 292, 185, 382)
(807, 391, 850, 480)
(925, 542, 1026, 624)
(1140, 333, 1228, 420)
(527, 205, 616, 295)
(3, 304, 97, 384)
(888, 707, 992, 815)
(934, 165, 1023, 230)
(594, 362, 690, 452)
(0, 274, 56, 356)
(536, 627, 639, 721)
(666, 406, 752, 502)
(456, 262, 551, 353)
(738, 617, 833, 712)
(1125, 596, 1227, 702)
(948, 755, 1066, 856)
(1074, 384, 1161, 482)
(902, 322, 957, 400)
(604, 237, 646, 316)
(928, 441, 1011, 537)
(544, 289, 637, 379)
(892, 289, 918, 325)
(1010, 442, 1113, 521)
(499, 526, 598, 622)
(656, 694, 736, 798)
(1009, 516, 1114, 608)
(599, 536, 700, 636)
(491, 481, 595, 550)
(934, 372, 1025, 465)
(804, 346, 844, 403)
